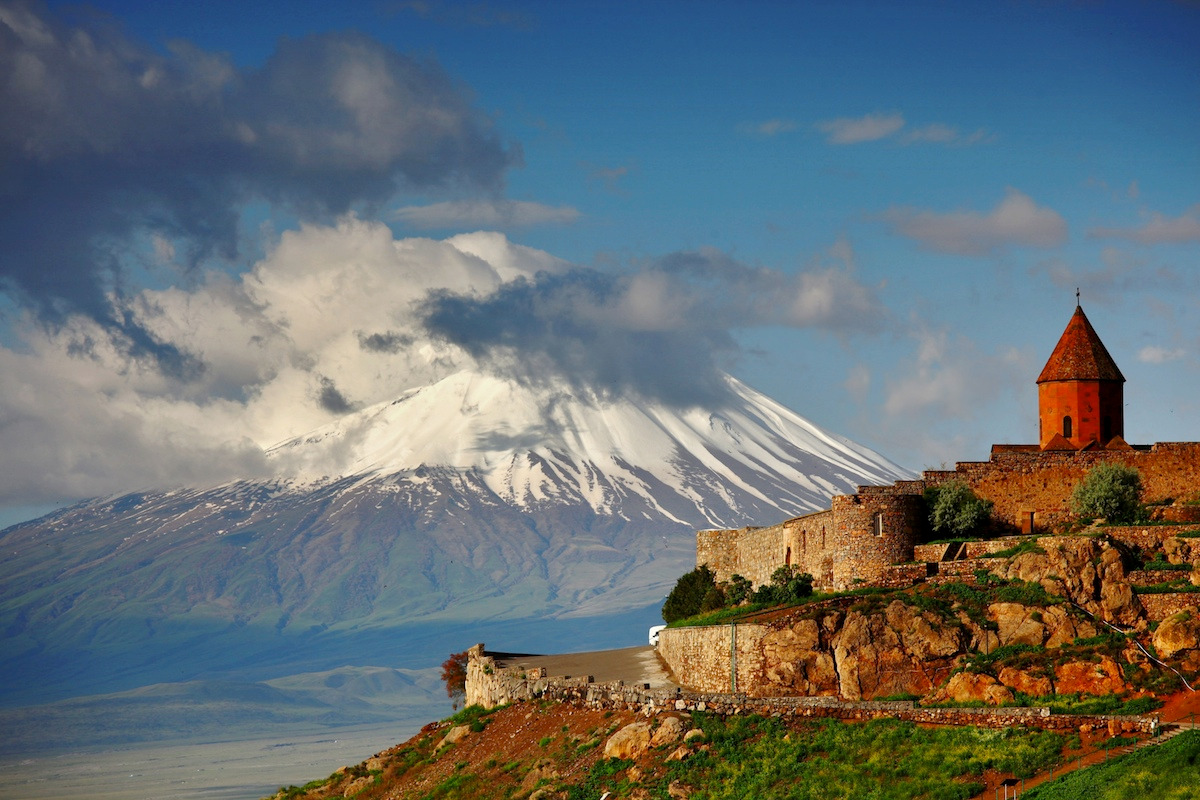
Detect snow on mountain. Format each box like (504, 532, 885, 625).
(266, 370, 911, 528)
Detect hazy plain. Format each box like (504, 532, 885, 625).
(0, 722, 412, 800)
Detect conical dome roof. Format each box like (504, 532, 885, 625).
(1036, 305, 1124, 384)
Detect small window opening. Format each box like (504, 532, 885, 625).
(873, 512, 884, 537)
(1062, 415, 1072, 439)
(785, 546, 792, 566)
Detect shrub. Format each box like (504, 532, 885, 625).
(926, 480, 994, 537)
(700, 584, 727, 613)
(754, 565, 814, 605)
(724, 574, 753, 605)
(662, 565, 717, 623)
(1071, 463, 1143, 523)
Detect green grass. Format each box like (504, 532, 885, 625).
(656, 715, 1063, 799)
(1021, 729, 1200, 799)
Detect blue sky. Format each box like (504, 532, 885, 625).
(1, 0, 1197, 525)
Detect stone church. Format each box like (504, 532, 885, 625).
(697, 304, 1200, 592)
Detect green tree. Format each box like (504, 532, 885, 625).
(926, 480, 993, 537)
(1071, 463, 1143, 523)
(662, 565, 717, 623)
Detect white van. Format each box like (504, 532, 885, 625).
(648, 624, 666, 646)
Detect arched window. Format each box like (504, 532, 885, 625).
(1063, 416, 1072, 439)
(785, 546, 792, 566)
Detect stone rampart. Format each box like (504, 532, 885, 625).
(699, 495, 922, 592)
(463, 643, 1157, 734)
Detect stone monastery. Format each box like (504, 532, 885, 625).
(698, 303, 1200, 593)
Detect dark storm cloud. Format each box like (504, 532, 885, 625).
(0, 1, 516, 368)
(421, 268, 737, 407)
(316, 377, 355, 414)
(357, 330, 415, 353)
(419, 249, 883, 407)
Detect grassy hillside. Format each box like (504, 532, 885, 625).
(266, 703, 1080, 800)
(1022, 729, 1200, 800)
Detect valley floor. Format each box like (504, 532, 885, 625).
(0, 722, 409, 800)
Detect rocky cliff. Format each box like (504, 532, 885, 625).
(673, 532, 1200, 705)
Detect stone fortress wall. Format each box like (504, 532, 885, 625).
(699, 442, 1200, 592)
(463, 643, 1157, 735)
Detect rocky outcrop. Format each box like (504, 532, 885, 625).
(830, 601, 966, 701)
(988, 602, 1097, 648)
(1054, 656, 1126, 696)
(990, 536, 1140, 624)
(928, 672, 1014, 706)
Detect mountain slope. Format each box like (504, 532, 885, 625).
(0, 371, 909, 708)
(268, 370, 905, 526)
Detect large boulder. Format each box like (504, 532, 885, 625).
(1153, 612, 1200, 660)
(604, 721, 652, 760)
(650, 716, 687, 747)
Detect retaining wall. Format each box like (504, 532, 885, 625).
(1136, 593, 1200, 622)
(463, 644, 1157, 735)
(655, 624, 768, 694)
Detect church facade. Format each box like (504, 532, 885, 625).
(697, 305, 1200, 592)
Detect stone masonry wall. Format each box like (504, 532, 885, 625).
(655, 624, 768, 694)
(951, 443, 1200, 531)
(698, 495, 922, 593)
(463, 643, 1157, 736)
(1137, 593, 1200, 622)
(828, 493, 922, 590)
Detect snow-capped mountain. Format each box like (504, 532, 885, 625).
(268, 370, 907, 528)
(0, 370, 909, 712)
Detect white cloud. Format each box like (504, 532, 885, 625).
(882, 188, 1067, 255)
(738, 118, 798, 137)
(1139, 345, 1186, 364)
(1029, 247, 1188, 303)
(902, 124, 992, 146)
(1090, 204, 1200, 245)
(393, 199, 580, 229)
(883, 325, 1027, 421)
(0, 218, 558, 504)
(844, 364, 871, 403)
(816, 112, 905, 144)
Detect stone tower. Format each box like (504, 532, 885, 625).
(1036, 303, 1125, 449)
